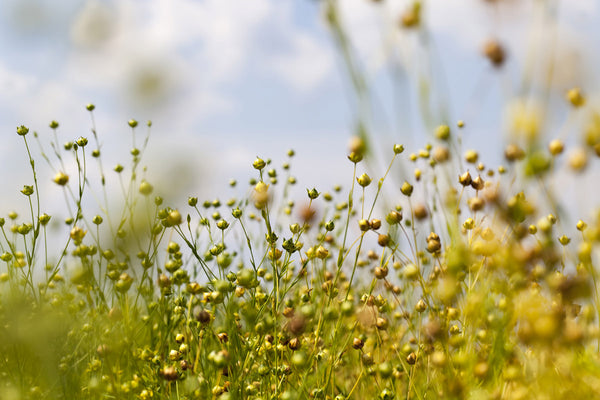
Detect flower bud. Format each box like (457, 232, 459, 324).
(70, 226, 87, 243)
(435, 124, 450, 140)
(21, 185, 34, 196)
(232, 208, 242, 219)
(325, 220, 335, 231)
(187, 197, 198, 207)
(128, 119, 138, 128)
(393, 144, 405, 154)
(401, 181, 413, 196)
(49, 120, 59, 129)
(216, 220, 229, 230)
(16, 125, 29, 136)
(558, 235, 571, 246)
(76, 137, 88, 147)
(307, 188, 320, 200)
(463, 218, 475, 230)
(53, 172, 69, 186)
(253, 157, 266, 170)
(39, 213, 51, 226)
(357, 173, 372, 187)
(347, 152, 363, 163)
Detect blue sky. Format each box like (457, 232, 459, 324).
(0, 0, 599, 217)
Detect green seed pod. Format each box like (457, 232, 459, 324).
(253, 157, 266, 170)
(307, 188, 320, 199)
(16, 125, 29, 136)
(393, 144, 405, 154)
(139, 180, 153, 196)
(357, 173, 372, 187)
(39, 213, 51, 226)
(76, 137, 88, 147)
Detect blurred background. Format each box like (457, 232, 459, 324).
(0, 0, 599, 218)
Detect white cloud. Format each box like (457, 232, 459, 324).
(267, 30, 334, 93)
(0, 62, 36, 97)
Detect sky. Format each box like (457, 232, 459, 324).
(0, 0, 599, 220)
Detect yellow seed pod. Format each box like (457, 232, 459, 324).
(548, 139, 564, 155)
(414, 168, 422, 181)
(435, 124, 450, 140)
(53, 172, 69, 186)
(568, 147, 588, 172)
(464, 150, 479, 163)
(566, 87, 585, 107)
(507, 98, 542, 142)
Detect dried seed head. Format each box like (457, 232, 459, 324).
(288, 315, 306, 335)
(160, 366, 178, 381)
(377, 234, 390, 248)
(504, 144, 525, 161)
(374, 265, 388, 279)
(358, 219, 370, 231)
(376, 317, 389, 330)
(483, 39, 505, 66)
(433, 146, 450, 163)
(386, 210, 403, 224)
(352, 337, 364, 350)
(468, 197, 485, 211)
(459, 171, 472, 186)
(471, 176, 485, 191)
(370, 219, 382, 230)
(413, 203, 428, 220)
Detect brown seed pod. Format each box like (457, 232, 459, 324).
(413, 204, 428, 220)
(483, 39, 505, 66)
